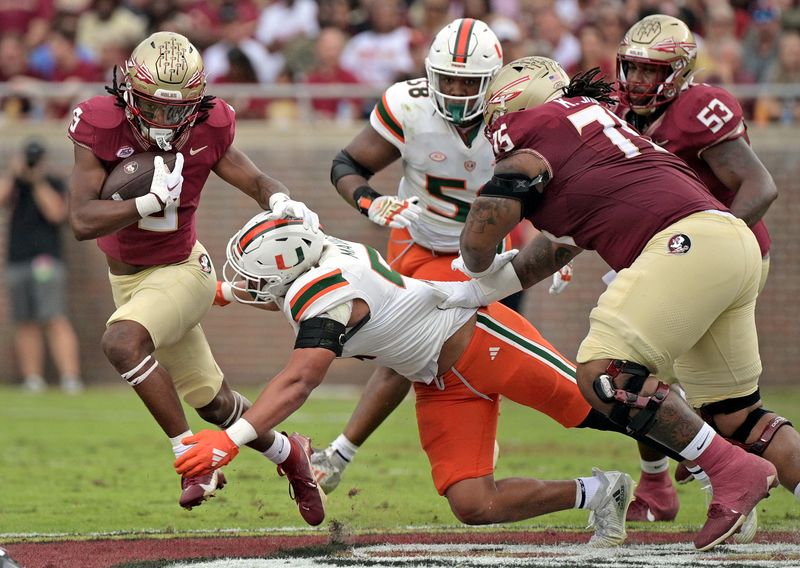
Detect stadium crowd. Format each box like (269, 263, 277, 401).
(1, 0, 800, 123)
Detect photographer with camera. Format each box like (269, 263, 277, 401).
(1, 140, 84, 394)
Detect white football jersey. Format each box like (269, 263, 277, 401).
(370, 79, 495, 252)
(281, 236, 474, 382)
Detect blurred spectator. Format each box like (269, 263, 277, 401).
(43, 22, 104, 116)
(567, 23, 616, 78)
(491, 17, 527, 62)
(318, 0, 361, 35)
(531, 9, 581, 69)
(0, 140, 84, 394)
(304, 27, 362, 121)
(464, 0, 492, 22)
(755, 30, 800, 124)
(742, 6, 783, 83)
(0, 0, 54, 48)
(704, 35, 756, 86)
(591, 1, 628, 48)
(340, 0, 414, 87)
(204, 5, 283, 84)
(703, 1, 738, 45)
(188, 0, 261, 50)
(0, 35, 37, 120)
(256, 0, 320, 75)
(408, 0, 454, 45)
(212, 47, 270, 119)
(76, 0, 147, 61)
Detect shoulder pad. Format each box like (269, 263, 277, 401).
(369, 79, 429, 147)
(285, 267, 354, 323)
(75, 96, 127, 129)
(204, 98, 236, 128)
(67, 96, 126, 152)
(668, 85, 744, 147)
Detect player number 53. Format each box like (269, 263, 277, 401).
(696, 98, 734, 134)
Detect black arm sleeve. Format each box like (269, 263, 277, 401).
(330, 149, 376, 187)
(295, 317, 347, 356)
(479, 172, 550, 219)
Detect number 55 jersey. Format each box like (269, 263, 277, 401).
(488, 96, 723, 271)
(370, 79, 495, 253)
(615, 83, 771, 257)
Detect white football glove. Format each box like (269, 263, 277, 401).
(135, 153, 184, 218)
(451, 249, 519, 279)
(266, 192, 320, 232)
(368, 195, 421, 229)
(548, 261, 573, 295)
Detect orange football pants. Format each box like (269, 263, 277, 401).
(386, 227, 511, 281)
(413, 303, 592, 495)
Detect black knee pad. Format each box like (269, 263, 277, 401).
(591, 359, 669, 436)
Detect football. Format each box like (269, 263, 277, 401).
(100, 152, 177, 201)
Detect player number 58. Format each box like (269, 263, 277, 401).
(696, 98, 733, 134)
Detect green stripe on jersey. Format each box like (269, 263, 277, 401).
(290, 273, 348, 320)
(376, 97, 404, 140)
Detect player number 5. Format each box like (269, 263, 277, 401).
(696, 98, 733, 134)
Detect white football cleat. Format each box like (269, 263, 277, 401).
(587, 468, 634, 547)
(310, 446, 347, 495)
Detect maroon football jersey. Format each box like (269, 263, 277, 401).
(67, 96, 236, 265)
(616, 84, 770, 257)
(489, 96, 724, 271)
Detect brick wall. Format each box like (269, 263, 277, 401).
(1, 122, 797, 387)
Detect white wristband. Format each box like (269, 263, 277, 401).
(268, 192, 289, 210)
(226, 418, 258, 447)
(135, 194, 161, 218)
(475, 261, 523, 304)
(220, 281, 235, 302)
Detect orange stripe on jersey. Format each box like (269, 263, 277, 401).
(375, 94, 404, 143)
(290, 269, 349, 321)
(453, 18, 476, 64)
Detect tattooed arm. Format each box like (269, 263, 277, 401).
(461, 151, 582, 286)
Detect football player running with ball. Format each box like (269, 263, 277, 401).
(614, 15, 793, 536)
(67, 32, 319, 511)
(452, 55, 792, 551)
(176, 212, 707, 541)
(311, 18, 571, 493)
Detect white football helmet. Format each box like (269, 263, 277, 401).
(224, 212, 325, 304)
(425, 18, 503, 125)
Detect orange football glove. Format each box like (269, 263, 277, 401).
(214, 281, 232, 306)
(174, 429, 240, 477)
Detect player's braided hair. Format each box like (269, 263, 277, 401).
(104, 65, 216, 125)
(563, 67, 616, 105)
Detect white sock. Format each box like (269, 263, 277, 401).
(331, 433, 359, 464)
(170, 430, 194, 458)
(641, 457, 669, 474)
(794, 482, 800, 501)
(575, 476, 602, 509)
(262, 431, 292, 465)
(686, 464, 710, 487)
(680, 423, 716, 461)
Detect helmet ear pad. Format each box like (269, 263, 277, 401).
(425, 18, 503, 124)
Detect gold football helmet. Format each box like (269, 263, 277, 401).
(123, 32, 206, 150)
(483, 56, 569, 127)
(617, 14, 697, 115)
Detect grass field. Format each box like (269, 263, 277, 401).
(1, 383, 798, 539)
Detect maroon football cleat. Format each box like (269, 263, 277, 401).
(694, 449, 778, 551)
(179, 470, 226, 510)
(277, 432, 327, 526)
(626, 471, 679, 522)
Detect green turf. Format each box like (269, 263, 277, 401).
(1, 384, 798, 536)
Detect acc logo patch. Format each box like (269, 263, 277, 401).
(116, 146, 135, 158)
(429, 151, 446, 162)
(198, 254, 213, 274)
(123, 162, 139, 175)
(464, 160, 476, 172)
(667, 234, 691, 254)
